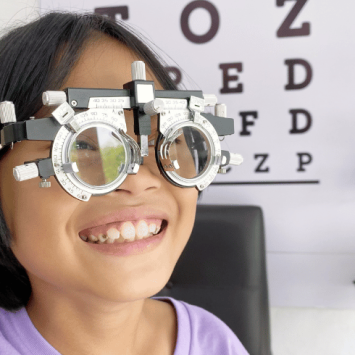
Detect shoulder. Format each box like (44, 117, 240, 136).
(0, 307, 25, 354)
(153, 297, 249, 355)
(0, 307, 61, 355)
(180, 300, 249, 355)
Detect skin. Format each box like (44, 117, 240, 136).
(0, 35, 198, 355)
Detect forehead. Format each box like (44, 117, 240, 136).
(62, 35, 159, 90)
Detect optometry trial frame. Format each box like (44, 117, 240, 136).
(0, 61, 243, 201)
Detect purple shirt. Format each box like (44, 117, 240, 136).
(0, 296, 249, 354)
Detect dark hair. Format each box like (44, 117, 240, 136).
(0, 12, 178, 311)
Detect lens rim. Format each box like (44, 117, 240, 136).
(65, 123, 130, 191)
(156, 118, 221, 190)
(51, 108, 131, 201)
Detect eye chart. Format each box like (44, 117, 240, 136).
(41, 0, 355, 309)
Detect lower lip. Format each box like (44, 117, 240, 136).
(84, 227, 167, 257)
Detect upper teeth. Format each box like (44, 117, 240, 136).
(121, 222, 136, 241)
(107, 227, 120, 240)
(98, 234, 107, 243)
(80, 220, 163, 244)
(136, 220, 149, 240)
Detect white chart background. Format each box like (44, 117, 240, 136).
(40, 0, 355, 310)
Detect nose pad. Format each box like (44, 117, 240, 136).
(118, 129, 142, 175)
(159, 141, 179, 172)
(115, 151, 162, 196)
(157, 129, 183, 173)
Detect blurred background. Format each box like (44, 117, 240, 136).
(1, 1, 355, 354)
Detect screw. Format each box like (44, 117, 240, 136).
(39, 179, 51, 188)
(82, 195, 87, 200)
(161, 112, 165, 116)
(71, 100, 78, 107)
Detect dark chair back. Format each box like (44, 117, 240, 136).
(154, 205, 272, 355)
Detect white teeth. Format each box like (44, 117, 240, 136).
(149, 223, 161, 235)
(149, 223, 157, 234)
(88, 235, 98, 242)
(136, 220, 149, 239)
(83, 220, 164, 244)
(107, 227, 120, 240)
(98, 234, 108, 243)
(121, 222, 135, 241)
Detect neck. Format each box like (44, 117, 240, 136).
(25, 283, 153, 355)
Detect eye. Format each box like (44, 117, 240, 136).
(75, 140, 97, 151)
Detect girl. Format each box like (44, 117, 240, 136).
(0, 12, 248, 355)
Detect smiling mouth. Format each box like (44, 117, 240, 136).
(79, 219, 168, 245)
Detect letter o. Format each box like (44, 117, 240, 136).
(180, 1, 220, 44)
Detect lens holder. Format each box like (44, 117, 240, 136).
(0, 61, 243, 201)
(156, 109, 221, 190)
(52, 108, 134, 201)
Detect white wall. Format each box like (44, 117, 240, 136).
(0, 0, 39, 30)
(1, 1, 355, 354)
(270, 307, 355, 355)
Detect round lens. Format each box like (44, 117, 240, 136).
(69, 127, 126, 186)
(161, 126, 211, 179)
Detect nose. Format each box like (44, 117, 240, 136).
(115, 155, 162, 197)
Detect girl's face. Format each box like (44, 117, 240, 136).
(0, 36, 199, 304)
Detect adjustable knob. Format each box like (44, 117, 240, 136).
(42, 91, 67, 106)
(143, 99, 165, 116)
(203, 94, 218, 107)
(215, 103, 227, 118)
(131, 61, 146, 80)
(229, 153, 243, 166)
(13, 163, 39, 181)
(39, 179, 51, 188)
(52, 102, 75, 125)
(0, 101, 16, 124)
(218, 167, 227, 174)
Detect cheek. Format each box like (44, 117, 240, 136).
(171, 186, 199, 244)
(8, 183, 79, 270)
(0, 149, 80, 274)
